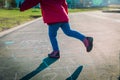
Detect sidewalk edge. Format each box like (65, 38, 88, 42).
(0, 18, 41, 38)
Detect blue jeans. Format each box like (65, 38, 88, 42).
(48, 22, 86, 51)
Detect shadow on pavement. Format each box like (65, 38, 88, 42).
(20, 57, 59, 80)
(66, 66, 83, 80)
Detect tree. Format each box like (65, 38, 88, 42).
(0, 0, 4, 8)
(4, 0, 16, 9)
(10, 0, 16, 7)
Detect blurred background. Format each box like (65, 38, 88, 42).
(0, 0, 120, 32)
(0, 0, 120, 9)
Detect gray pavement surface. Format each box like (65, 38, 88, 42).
(0, 11, 120, 80)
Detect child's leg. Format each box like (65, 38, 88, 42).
(48, 23, 60, 51)
(61, 22, 86, 41)
(61, 22, 93, 52)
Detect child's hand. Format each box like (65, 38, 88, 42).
(20, 0, 40, 12)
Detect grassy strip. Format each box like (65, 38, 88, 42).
(0, 8, 41, 32)
(69, 8, 99, 12)
(0, 8, 106, 32)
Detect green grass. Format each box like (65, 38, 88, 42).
(0, 8, 41, 32)
(0, 8, 105, 32)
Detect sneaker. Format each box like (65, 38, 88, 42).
(83, 37, 93, 52)
(48, 51, 60, 58)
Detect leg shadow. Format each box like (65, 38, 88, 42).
(20, 57, 59, 80)
(66, 66, 83, 80)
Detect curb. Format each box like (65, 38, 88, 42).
(102, 9, 120, 13)
(0, 18, 41, 38)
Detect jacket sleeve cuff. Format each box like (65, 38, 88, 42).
(19, 0, 39, 12)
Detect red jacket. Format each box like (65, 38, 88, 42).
(20, 0, 69, 24)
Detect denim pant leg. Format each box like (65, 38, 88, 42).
(48, 23, 60, 51)
(61, 22, 86, 41)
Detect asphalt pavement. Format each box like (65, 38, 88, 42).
(0, 11, 120, 80)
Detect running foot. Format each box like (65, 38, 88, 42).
(83, 37, 93, 52)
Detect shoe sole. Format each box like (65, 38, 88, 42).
(48, 54, 60, 58)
